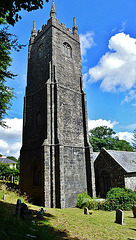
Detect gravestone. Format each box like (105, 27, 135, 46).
(3, 194, 6, 200)
(84, 207, 89, 215)
(115, 209, 124, 225)
(16, 199, 21, 217)
(132, 205, 136, 218)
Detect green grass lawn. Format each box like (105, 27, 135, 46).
(0, 181, 136, 240)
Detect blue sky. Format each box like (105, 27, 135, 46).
(0, 0, 136, 157)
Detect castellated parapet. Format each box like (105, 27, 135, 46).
(29, 15, 79, 46)
(20, 0, 95, 208)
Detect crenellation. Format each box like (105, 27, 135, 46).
(47, 18, 51, 24)
(42, 24, 46, 30)
(61, 23, 66, 28)
(67, 28, 71, 32)
(56, 19, 59, 24)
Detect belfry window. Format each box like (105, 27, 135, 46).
(63, 42, 72, 58)
(38, 44, 43, 58)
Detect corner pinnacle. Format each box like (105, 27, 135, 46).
(31, 20, 37, 36)
(50, 0, 56, 18)
(73, 17, 78, 34)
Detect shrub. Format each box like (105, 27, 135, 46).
(76, 192, 104, 210)
(76, 188, 136, 211)
(76, 192, 91, 208)
(103, 187, 136, 211)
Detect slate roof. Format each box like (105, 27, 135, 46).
(93, 152, 100, 162)
(104, 149, 136, 173)
(0, 158, 17, 164)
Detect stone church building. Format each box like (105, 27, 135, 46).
(94, 149, 136, 197)
(20, 1, 95, 208)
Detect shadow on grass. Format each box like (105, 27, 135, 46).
(0, 200, 80, 240)
(128, 238, 136, 240)
(129, 228, 136, 232)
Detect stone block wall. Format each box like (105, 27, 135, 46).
(124, 173, 136, 192)
(20, 10, 95, 208)
(95, 150, 126, 197)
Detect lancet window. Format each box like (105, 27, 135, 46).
(38, 44, 43, 58)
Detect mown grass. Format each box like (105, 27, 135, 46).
(0, 181, 136, 240)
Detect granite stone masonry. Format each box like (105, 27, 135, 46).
(20, 1, 95, 208)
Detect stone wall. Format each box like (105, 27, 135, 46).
(124, 173, 136, 192)
(94, 149, 126, 197)
(20, 10, 95, 208)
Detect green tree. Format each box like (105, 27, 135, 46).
(90, 126, 115, 139)
(7, 156, 17, 162)
(0, 24, 26, 127)
(0, 162, 19, 181)
(89, 126, 133, 152)
(0, 163, 11, 179)
(0, 0, 49, 126)
(0, 0, 49, 26)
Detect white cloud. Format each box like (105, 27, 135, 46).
(0, 118, 22, 159)
(88, 119, 133, 144)
(119, 21, 127, 32)
(116, 132, 133, 144)
(80, 32, 95, 56)
(121, 90, 136, 104)
(123, 123, 136, 131)
(88, 119, 118, 130)
(89, 32, 136, 93)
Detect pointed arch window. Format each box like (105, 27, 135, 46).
(63, 42, 72, 58)
(38, 44, 43, 58)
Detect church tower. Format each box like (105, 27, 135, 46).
(20, 1, 95, 208)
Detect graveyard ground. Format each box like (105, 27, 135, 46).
(0, 181, 136, 240)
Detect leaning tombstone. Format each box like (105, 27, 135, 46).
(132, 205, 136, 218)
(115, 209, 124, 225)
(84, 207, 89, 214)
(16, 199, 21, 217)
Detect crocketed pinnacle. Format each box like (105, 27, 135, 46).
(50, 0, 56, 18)
(73, 17, 78, 34)
(31, 21, 37, 36)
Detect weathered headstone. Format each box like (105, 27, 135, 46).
(84, 207, 89, 215)
(3, 194, 6, 200)
(132, 205, 136, 218)
(16, 199, 21, 217)
(115, 209, 124, 225)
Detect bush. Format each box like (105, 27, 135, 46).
(76, 192, 104, 210)
(76, 188, 136, 211)
(76, 192, 91, 208)
(103, 187, 136, 211)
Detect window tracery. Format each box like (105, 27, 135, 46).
(63, 42, 72, 58)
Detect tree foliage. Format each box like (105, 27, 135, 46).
(89, 126, 133, 152)
(0, 0, 49, 26)
(7, 155, 20, 170)
(0, 162, 19, 180)
(0, 0, 50, 126)
(0, 20, 26, 127)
